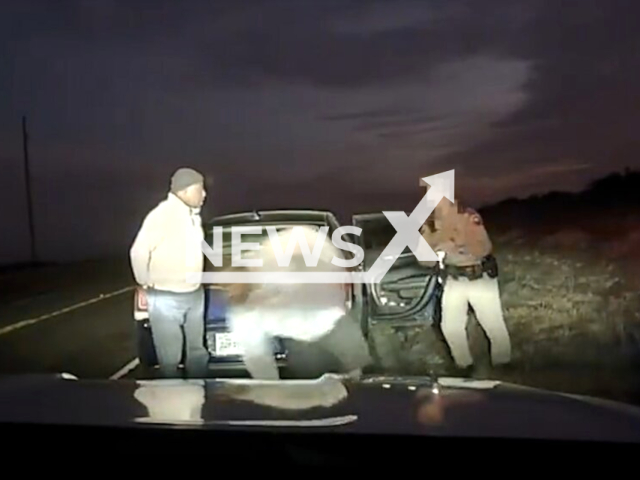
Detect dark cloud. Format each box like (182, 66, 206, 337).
(0, 1, 526, 89)
(186, 1, 525, 89)
(2, 0, 640, 262)
(413, 0, 640, 200)
(496, 0, 640, 129)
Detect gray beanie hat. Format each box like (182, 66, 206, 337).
(170, 167, 204, 193)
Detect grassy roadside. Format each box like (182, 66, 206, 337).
(367, 226, 640, 404)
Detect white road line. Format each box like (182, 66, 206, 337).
(110, 357, 140, 379)
(0, 285, 135, 337)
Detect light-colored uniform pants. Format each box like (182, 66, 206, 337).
(440, 273, 511, 368)
(147, 287, 209, 378)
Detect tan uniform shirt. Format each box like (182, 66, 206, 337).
(129, 193, 205, 292)
(419, 203, 492, 266)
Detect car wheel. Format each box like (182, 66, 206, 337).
(135, 321, 158, 368)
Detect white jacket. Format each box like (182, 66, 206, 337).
(130, 193, 205, 292)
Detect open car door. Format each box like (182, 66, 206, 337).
(352, 212, 442, 329)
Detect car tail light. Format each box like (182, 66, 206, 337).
(135, 287, 148, 311)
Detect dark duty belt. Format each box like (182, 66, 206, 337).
(444, 263, 484, 280)
(443, 255, 498, 280)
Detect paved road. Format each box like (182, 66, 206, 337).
(0, 259, 139, 380)
(0, 259, 369, 382)
(1, 259, 639, 408)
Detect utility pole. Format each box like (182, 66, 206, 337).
(21, 115, 37, 264)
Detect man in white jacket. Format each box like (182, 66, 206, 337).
(130, 167, 210, 378)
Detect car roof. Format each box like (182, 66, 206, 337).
(206, 209, 335, 227)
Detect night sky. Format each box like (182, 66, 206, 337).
(2, 1, 639, 264)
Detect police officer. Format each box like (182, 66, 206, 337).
(419, 195, 511, 374)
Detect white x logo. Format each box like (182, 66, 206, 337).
(365, 170, 455, 282)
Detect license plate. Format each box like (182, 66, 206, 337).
(214, 332, 243, 356)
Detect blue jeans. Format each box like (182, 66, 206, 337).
(147, 287, 209, 378)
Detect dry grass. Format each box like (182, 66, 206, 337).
(495, 241, 640, 369)
(367, 230, 640, 403)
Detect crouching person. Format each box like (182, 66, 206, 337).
(226, 226, 371, 379)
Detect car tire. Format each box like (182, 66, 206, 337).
(135, 321, 158, 368)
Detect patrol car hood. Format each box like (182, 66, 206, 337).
(0, 373, 639, 442)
